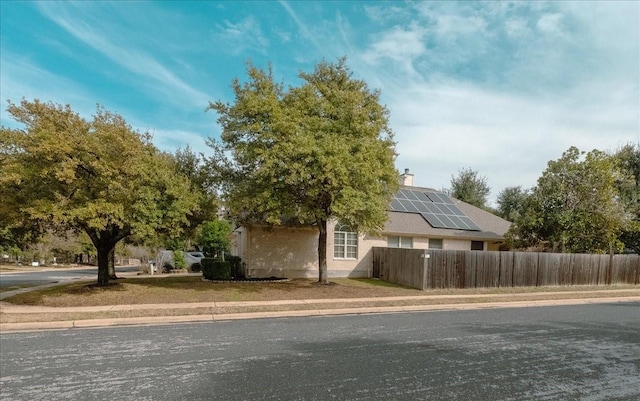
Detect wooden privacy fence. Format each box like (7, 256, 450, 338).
(371, 247, 640, 290)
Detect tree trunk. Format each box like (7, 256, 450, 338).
(85, 226, 129, 286)
(317, 218, 328, 284)
(108, 248, 117, 280)
(96, 244, 113, 286)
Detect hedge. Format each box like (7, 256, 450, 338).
(202, 258, 231, 280)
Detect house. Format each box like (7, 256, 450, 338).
(231, 169, 511, 279)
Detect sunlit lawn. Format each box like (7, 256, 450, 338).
(3, 275, 637, 308)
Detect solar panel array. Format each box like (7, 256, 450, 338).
(390, 189, 481, 231)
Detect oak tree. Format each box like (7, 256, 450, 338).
(208, 59, 398, 283)
(0, 100, 199, 285)
(507, 147, 629, 253)
(614, 143, 640, 253)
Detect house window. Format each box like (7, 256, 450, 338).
(471, 241, 484, 251)
(428, 239, 443, 249)
(388, 236, 413, 249)
(334, 223, 358, 259)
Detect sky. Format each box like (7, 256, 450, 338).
(1, 1, 639, 206)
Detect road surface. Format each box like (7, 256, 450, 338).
(1, 302, 639, 400)
(0, 266, 140, 289)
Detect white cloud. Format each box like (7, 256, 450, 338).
(0, 54, 95, 126)
(214, 16, 269, 55)
(363, 4, 408, 23)
(384, 79, 638, 205)
(434, 15, 488, 38)
(37, 3, 210, 108)
(141, 127, 214, 157)
(279, 1, 323, 51)
(504, 17, 530, 38)
(536, 13, 566, 36)
(362, 23, 427, 75)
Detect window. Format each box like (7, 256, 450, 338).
(471, 241, 484, 251)
(428, 239, 443, 249)
(334, 223, 358, 259)
(388, 236, 413, 249)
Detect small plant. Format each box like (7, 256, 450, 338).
(202, 257, 231, 280)
(173, 250, 187, 270)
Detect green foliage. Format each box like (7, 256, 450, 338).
(614, 143, 640, 253)
(172, 146, 219, 243)
(507, 147, 629, 253)
(197, 220, 231, 256)
(202, 257, 231, 280)
(208, 58, 398, 283)
(449, 167, 490, 209)
(0, 100, 199, 285)
(226, 255, 244, 279)
(496, 186, 529, 221)
(172, 250, 187, 270)
(163, 238, 186, 253)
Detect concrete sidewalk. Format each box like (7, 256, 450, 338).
(2, 289, 639, 333)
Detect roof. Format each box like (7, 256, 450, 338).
(384, 185, 511, 241)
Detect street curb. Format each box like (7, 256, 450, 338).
(3, 289, 639, 314)
(2, 296, 638, 333)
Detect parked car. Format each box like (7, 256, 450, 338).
(155, 250, 204, 273)
(184, 251, 204, 272)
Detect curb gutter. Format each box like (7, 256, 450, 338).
(2, 296, 638, 333)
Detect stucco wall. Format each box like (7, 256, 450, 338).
(233, 223, 496, 279)
(444, 239, 475, 250)
(327, 222, 386, 278)
(240, 226, 319, 278)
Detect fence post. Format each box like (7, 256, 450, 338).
(422, 249, 429, 290)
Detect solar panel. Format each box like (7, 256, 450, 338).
(390, 189, 481, 231)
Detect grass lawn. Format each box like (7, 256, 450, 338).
(2, 276, 638, 308)
(1, 277, 421, 307)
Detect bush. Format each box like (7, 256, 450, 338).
(202, 257, 231, 280)
(226, 255, 244, 279)
(173, 250, 187, 270)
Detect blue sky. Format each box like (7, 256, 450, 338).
(1, 1, 638, 205)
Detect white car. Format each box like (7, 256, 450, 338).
(155, 250, 205, 272)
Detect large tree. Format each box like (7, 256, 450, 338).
(449, 167, 490, 209)
(0, 100, 198, 285)
(614, 143, 640, 253)
(496, 186, 529, 222)
(208, 58, 398, 284)
(507, 147, 630, 253)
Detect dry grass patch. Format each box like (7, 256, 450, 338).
(2, 276, 638, 310)
(2, 277, 423, 307)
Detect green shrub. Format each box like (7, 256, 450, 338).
(173, 250, 187, 270)
(202, 257, 231, 280)
(226, 255, 244, 279)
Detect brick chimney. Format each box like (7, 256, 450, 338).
(399, 168, 414, 186)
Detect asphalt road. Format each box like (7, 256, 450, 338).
(1, 302, 639, 401)
(0, 266, 139, 289)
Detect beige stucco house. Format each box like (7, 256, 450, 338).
(231, 170, 511, 278)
